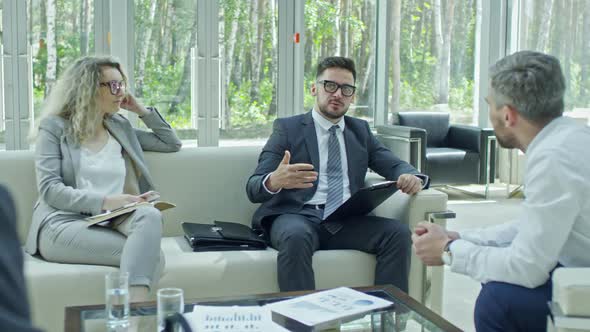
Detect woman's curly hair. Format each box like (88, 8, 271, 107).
(32, 56, 127, 143)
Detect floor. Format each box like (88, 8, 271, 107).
(437, 183, 523, 331)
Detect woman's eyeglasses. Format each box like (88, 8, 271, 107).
(317, 80, 356, 97)
(99, 80, 126, 95)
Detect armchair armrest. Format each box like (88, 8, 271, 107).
(376, 125, 427, 172)
(448, 126, 497, 184)
(447, 124, 482, 152)
(365, 173, 449, 312)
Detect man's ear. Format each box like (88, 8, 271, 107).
(504, 105, 519, 127)
(311, 83, 317, 96)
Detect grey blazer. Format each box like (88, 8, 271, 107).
(25, 109, 182, 255)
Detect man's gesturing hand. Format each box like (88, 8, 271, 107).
(266, 151, 318, 192)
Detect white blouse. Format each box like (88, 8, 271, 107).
(76, 132, 126, 197)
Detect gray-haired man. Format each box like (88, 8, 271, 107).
(412, 51, 590, 331)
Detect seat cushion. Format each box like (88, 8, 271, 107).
(552, 268, 590, 317)
(426, 148, 480, 185)
(24, 237, 376, 332)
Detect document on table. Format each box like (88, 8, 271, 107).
(185, 305, 289, 332)
(267, 287, 393, 329)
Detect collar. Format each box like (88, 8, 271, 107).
(312, 108, 345, 132)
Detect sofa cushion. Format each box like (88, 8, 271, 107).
(552, 268, 590, 317)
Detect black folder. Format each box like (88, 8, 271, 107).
(326, 181, 398, 221)
(182, 221, 267, 252)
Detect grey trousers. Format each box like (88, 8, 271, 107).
(38, 206, 165, 290)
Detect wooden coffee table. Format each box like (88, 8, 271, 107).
(65, 285, 460, 331)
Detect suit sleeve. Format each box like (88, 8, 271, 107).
(134, 107, 182, 152)
(365, 121, 422, 181)
(35, 117, 104, 215)
(246, 119, 289, 203)
(0, 186, 42, 332)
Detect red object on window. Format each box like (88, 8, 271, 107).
(293, 32, 300, 44)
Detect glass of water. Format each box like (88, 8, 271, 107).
(105, 272, 130, 330)
(157, 288, 184, 331)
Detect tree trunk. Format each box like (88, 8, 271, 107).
(435, 0, 454, 104)
(45, 0, 57, 96)
(169, 0, 179, 66)
(169, 3, 198, 114)
(250, 0, 264, 100)
(136, 0, 158, 97)
(268, 0, 278, 117)
(536, 0, 554, 51)
(225, 3, 241, 89)
(389, 0, 402, 119)
(433, 0, 443, 101)
(160, 0, 174, 66)
(335, 0, 341, 55)
(79, 0, 90, 56)
(581, 1, 590, 104)
(340, 0, 350, 57)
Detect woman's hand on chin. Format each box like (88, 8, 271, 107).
(120, 93, 150, 116)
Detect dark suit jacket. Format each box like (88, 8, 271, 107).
(0, 186, 41, 332)
(246, 111, 423, 232)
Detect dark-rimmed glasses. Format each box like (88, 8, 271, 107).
(317, 80, 356, 97)
(99, 80, 126, 95)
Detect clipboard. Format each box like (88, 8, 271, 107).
(326, 181, 398, 221)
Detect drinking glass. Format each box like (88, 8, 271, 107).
(105, 272, 130, 330)
(157, 288, 184, 331)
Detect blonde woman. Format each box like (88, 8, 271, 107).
(25, 56, 181, 302)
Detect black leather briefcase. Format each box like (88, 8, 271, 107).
(182, 221, 267, 252)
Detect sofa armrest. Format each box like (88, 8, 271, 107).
(376, 125, 427, 172)
(365, 173, 449, 312)
(552, 267, 590, 317)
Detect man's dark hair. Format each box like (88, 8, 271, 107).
(316, 56, 356, 82)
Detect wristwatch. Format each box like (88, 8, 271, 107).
(441, 239, 455, 266)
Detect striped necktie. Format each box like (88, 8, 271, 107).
(323, 125, 343, 224)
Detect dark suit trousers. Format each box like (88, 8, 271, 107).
(269, 206, 411, 293)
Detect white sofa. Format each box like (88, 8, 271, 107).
(0, 146, 450, 332)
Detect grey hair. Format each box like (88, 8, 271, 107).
(31, 56, 127, 143)
(490, 51, 565, 123)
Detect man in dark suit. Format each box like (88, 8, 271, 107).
(0, 185, 41, 332)
(246, 56, 428, 292)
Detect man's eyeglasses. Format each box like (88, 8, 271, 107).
(99, 80, 126, 95)
(317, 80, 356, 97)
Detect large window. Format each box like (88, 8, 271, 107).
(29, 0, 94, 122)
(219, 0, 278, 146)
(518, 0, 590, 123)
(388, 0, 477, 125)
(133, 0, 197, 144)
(303, 0, 376, 125)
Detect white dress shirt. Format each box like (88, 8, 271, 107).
(305, 109, 351, 205)
(450, 116, 590, 288)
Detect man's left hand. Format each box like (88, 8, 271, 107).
(412, 222, 451, 266)
(396, 174, 423, 195)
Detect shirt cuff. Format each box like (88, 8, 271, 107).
(449, 239, 475, 275)
(262, 173, 281, 195)
(415, 174, 430, 189)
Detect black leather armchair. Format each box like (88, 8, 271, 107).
(376, 112, 496, 190)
